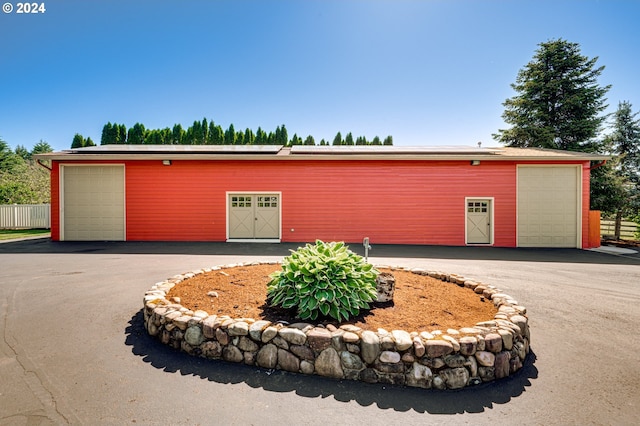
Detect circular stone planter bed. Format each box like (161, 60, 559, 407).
(143, 262, 530, 390)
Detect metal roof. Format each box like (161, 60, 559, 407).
(289, 145, 503, 155)
(34, 144, 610, 161)
(64, 144, 283, 154)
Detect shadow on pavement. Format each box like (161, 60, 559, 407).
(125, 310, 538, 414)
(2, 238, 639, 265)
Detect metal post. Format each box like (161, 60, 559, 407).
(363, 237, 371, 262)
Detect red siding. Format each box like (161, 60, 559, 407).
(124, 159, 518, 245)
(49, 158, 591, 247)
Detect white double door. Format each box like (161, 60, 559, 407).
(228, 193, 280, 239)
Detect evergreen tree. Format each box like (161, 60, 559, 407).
(224, 124, 236, 144)
(494, 39, 610, 151)
(101, 122, 123, 145)
(145, 130, 159, 145)
(207, 121, 222, 144)
(191, 120, 204, 144)
(127, 123, 146, 144)
(182, 127, 193, 144)
(172, 124, 184, 144)
(255, 127, 266, 145)
(71, 133, 86, 149)
(592, 101, 640, 237)
(355, 136, 367, 145)
(85, 137, 96, 147)
(244, 128, 255, 145)
(1, 138, 21, 171)
(332, 132, 343, 146)
(210, 123, 224, 144)
(276, 124, 289, 145)
(31, 141, 53, 155)
(319, 139, 327, 146)
(118, 124, 127, 144)
(610, 101, 640, 184)
(101, 122, 113, 145)
(15, 145, 30, 160)
(201, 118, 209, 144)
(159, 130, 166, 145)
(344, 132, 354, 145)
(383, 135, 393, 145)
(289, 133, 303, 146)
(303, 135, 315, 145)
(371, 136, 382, 145)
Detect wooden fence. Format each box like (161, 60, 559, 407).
(601, 218, 639, 240)
(0, 204, 51, 229)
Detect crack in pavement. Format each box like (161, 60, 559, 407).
(1, 284, 77, 425)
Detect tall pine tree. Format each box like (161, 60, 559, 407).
(332, 132, 343, 146)
(344, 132, 354, 145)
(591, 101, 640, 237)
(127, 123, 146, 144)
(71, 133, 86, 148)
(494, 39, 610, 151)
(224, 124, 236, 144)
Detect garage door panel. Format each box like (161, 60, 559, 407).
(518, 166, 580, 248)
(62, 166, 125, 241)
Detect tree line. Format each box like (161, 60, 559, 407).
(71, 120, 393, 148)
(0, 139, 52, 204)
(493, 38, 640, 236)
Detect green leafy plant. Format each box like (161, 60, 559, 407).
(267, 240, 379, 322)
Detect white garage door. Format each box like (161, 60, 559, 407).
(517, 166, 580, 248)
(62, 165, 125, 241)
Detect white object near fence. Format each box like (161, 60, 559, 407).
(0, 204, 51, 229)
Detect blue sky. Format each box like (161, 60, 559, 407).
(1, 0, 639, 152)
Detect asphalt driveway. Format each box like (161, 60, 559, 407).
(1, 239, 639, 425)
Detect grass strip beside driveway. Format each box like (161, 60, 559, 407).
(0, 229, 51, 241)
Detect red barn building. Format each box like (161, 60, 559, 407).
(36, 145, 607, 248)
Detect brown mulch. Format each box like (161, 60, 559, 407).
(167, 264, 497, 333)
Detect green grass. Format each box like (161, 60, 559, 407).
(0, 229, 50, 241)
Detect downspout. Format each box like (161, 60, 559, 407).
(590, 159, 607, 170)
(36, 158, 52, 171)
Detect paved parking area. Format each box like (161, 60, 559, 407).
(1, 239, 639, 425)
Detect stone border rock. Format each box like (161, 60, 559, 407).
(143, 262, 530, 390)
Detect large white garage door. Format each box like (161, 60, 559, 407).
(62, 165, 125, 241)
(517, 166, 580, 248)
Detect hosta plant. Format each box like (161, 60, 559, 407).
(267, 240, 379, 322)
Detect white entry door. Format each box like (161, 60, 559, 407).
(466, 198, 492, 244)
(228, 194, 280, 240)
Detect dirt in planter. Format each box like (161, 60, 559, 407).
(167, 264, 498, 333)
